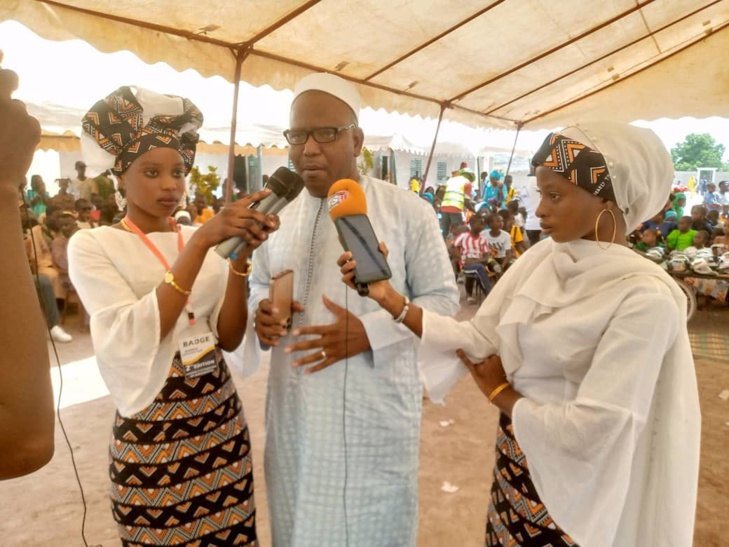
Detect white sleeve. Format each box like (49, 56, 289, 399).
(68, 231, 176, 417)
(511, 288, 680, 546)
(360, 197, 460, 362)
(229, 242, 271, 377)
(419, 310, 497, 403)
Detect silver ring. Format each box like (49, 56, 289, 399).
(321, 350, 327, 359)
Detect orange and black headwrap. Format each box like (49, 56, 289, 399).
(531, 132, 616, 203)
(81, 86, 203, 176)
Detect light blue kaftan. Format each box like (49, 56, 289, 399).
(242, 176, 460, 546)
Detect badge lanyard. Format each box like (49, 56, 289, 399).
(121, 216, 196, 325)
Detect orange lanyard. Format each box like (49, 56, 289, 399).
(122, 216, 196, 326)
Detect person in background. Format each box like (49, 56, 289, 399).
(671, 191, 686, 218)
(659, 209, 678, 239)
(247, 72, 459, 546)
(499, 209, 527, 257)
(173, 208, 192, 226)
(27, 205, 65, 303)
(52, 177, 76, 210)
(703, 182, 722, 212)
(483, 170, 505, 212)
(51, 212, 77, 294)
(666, 216, 698, 251)
(440, 168, 473, 237)
(634, 228, 664, 254)
(74, 198, 96, 229)
(690, 204, 713, 235)
(451, 214, 495, 304)
(502, 174, 518, 206)
(482, 212, 512, 270)
(692, 230, 710, 250)
(71, 160, 97, 200)
(0, 62, 55, 479)
(193, 191, 214, 224)
(212, 196, 225, 214)
(26, 174, 50, 218)
(337, 121, 700, 547)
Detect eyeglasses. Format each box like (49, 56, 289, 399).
(283, 124, 357, 145)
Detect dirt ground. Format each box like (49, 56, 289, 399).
(0, 295, 727, 547)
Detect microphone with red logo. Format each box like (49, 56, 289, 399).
(327, 179, 392, 296)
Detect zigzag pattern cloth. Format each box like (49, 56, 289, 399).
(109, 350, 257, 546)
(82, 85, 202, 175)
(485, 413, 578, 547)
(531, 132, 616, 203)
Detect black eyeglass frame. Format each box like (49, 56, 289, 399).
(283, 123, 357, 145)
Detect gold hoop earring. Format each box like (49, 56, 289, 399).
(595, 208, 616, 250)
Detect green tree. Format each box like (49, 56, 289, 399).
(188, 166, 220, 205)
(670, 133, 726, 171)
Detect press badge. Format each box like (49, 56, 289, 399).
(179, 332, 217, 378)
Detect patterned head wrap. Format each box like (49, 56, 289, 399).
(531, 132, 616, 203)
(530, 122, 674, 229)
(81, 86, 203, 176)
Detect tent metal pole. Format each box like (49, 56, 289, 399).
(504, 123, 522, 177)
(422, 103, 447, 190)
(226, 49, 245, 203)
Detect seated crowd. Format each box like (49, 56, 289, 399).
(19, 171, 224, 343)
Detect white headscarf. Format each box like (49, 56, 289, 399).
(559, 122, 674, 229)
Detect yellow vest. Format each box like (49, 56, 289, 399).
(442, 176, 467, 210)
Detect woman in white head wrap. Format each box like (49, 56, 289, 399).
(70, 86, 280, 545)
(338, 122, 701, 546)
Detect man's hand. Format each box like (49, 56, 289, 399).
(254, 298, 304, 347)
(285, 295, 371, 374)
(0, 68, 41, 188)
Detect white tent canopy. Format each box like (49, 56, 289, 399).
(2, 0, 728, 129)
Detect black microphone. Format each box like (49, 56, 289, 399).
(214, 167, 305, 259)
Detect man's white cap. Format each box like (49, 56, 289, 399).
(293, 73, 361, 121)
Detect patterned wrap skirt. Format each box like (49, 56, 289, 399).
(109, 349, 257, 546)
(486, 413, 578, 547)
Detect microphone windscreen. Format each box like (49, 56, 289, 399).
(327, 179, 367, 219)
(266, 166, 300, 198)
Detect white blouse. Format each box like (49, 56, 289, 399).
(419, 238, 701, 547)
(68, 226, 229, 416)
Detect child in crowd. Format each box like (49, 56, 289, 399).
(74, 198, 96, 230)
(481, 212, 513, 270)
(445, 221, 468, 277)
(690, 204, 713, 235)
(692, 230, 710, 250)
(659, 210, 678, 239)
(667, 216, 698, 252)
(634, 228, 665, 253)
(51, 212, 77, 300)
(707, 209, 720, 229)
(498, 209, 527, 257)
(450, 215, 495, 304)
(506, 200, 525, 229)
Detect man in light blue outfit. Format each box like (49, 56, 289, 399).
(243, 73, 460, 546)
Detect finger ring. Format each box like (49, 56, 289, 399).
(321, 350, 327, 359)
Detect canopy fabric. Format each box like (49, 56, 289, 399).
(2, 0, 728, 130)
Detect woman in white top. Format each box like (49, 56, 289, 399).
(69, 86, 277, 545)
(337, 122, 701, 547)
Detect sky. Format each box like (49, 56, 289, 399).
(1, 19, 728, 161)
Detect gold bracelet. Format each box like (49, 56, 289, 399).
(487, 381, 511, 403)
(228, 259, 253, 277)
(163, 271, 192, 296)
